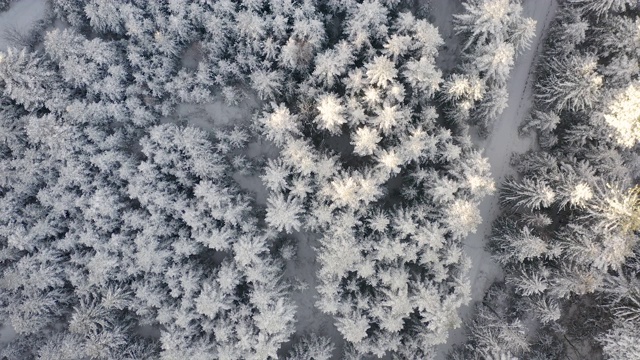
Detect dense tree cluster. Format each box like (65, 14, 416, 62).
(0, 0, 502, 359)
(451, 1, 640, 358)
(0, 0, 316, 358)
(442, 0, 536, 136)
(254, 1, 494, 357)
(0, 48, 296, 360)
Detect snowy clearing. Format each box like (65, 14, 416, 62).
(172, 94, 260, 131)
(0, 0, 47, 51)
(435, 0, 558, 357)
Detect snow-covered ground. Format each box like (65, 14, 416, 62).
(277, 231, 345, 358)
(426, 0, 464, 73)
(173, 95, 260, 130)
(0, 0, 47, 51)
(434, 0, 558, 357)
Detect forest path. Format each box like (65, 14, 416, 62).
(434, 0, 558, 357)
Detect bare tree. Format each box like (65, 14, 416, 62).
(2, 24, 34, 50)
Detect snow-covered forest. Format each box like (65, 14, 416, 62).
(449, 0, 640, 359)
(0, 0, 637, 359)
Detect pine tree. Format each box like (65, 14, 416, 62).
(315, 94, 347, 134)
(0, 49, 63, 112)
(509, 17, 537, 54)
(454, 0, 519, 50)
(598, 319, 640, 360)
(474, 41, 515, 85)
(351, 126, 381, 156)
(602, 82, 640, 148)
(251, 69, 284, 100)
(501, 177, 556, 210)
(286, 336, 335, 360)
(536, 54, 603, 112)
(492, 225, 548, 264)
(84, 0, 125, 34)
(265, 193, 303, 234)
(260, 103, 301, 146)
(567, 0, 635, 16)
(365, 56, 397, 88)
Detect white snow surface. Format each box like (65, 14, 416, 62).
(0, 0, 47, 51)
(278, 231, 345, 359)
(434, 0, 558, 357)
(427, 0, 465, 73)
(173, 94, 260, 131)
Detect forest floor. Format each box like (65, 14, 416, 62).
(0, 0, 46, 51)
(433, 0, 558, 357)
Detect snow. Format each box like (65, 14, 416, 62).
(426, 0, 465, 73)
(278, 231, 345, 359)
(180, 42, 203, 70)
(0, 0, 48, 51)
(432, 0, 559, 357)
(173, 95, 260, 131)
(0, 324, 16, 349)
